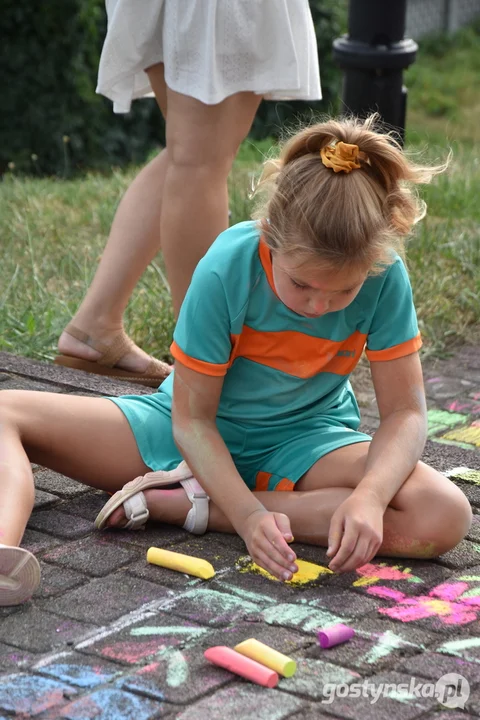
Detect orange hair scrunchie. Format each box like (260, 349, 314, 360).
(320, 141, 361, 173)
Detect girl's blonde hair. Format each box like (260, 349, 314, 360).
(253, 114, 446, 273)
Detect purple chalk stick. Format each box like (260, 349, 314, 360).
(317, 623, 355, 648)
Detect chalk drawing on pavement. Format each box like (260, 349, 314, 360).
(367, 580, 480, 626)
(237, 556, 333, 586)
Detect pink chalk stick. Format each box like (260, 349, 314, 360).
(204, 646, 279, 688)
(317, 623, 355, 648)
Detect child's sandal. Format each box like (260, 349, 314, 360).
(0, 545, 41, 606)
(94, 460, 210, 535)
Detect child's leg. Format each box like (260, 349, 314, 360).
(291, 442, 472, 557)
(0, 389, 150, 547)
(120, 442, 471, 560)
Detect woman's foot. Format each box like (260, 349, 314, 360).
(56, 323, 172, 387)
(58, 326, 161, 374)
(106, 488, 191, 529)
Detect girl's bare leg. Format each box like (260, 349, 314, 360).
(110, 442, 471, 561)
(0, 390, 150, 548)
(7, 386, 466, 567)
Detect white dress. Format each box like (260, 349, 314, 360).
(97, 0, 322, 113)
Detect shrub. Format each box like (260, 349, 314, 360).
(1, 0, 346, 176)
(0, 0, 164, 176)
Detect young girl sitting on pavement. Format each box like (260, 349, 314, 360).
(0, 115, 472, 605)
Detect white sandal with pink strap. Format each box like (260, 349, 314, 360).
(95, 461, 210, 535)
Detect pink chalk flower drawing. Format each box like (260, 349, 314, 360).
(367, 580, 480, 625)
(352, 562, 424, 587)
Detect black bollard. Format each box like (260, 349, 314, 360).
(332, 0, 418, 143)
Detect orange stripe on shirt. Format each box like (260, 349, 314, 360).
(259, 237, 279, 299)
(231, 326, 367, 378)
(170, 341, 230, 376)
(255, 471, 272, 491)
(366, 333, 422, 362)
(275, 478, 295, 492)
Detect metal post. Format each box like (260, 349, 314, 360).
(445, 0, 459, 34)
(332, 0, 418, 143)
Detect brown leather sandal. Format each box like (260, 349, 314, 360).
(54, 323, 172, 388)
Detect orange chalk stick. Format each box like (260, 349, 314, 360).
(204, 646, 279, 688)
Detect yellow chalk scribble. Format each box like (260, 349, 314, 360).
(238, 557, 333, 585)
(442, 424, 480, 448)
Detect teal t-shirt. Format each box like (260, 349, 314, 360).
(163, 220, 421, 427)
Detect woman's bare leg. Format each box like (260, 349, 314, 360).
(58, 64, 261, 363)
(58, 68, 169, 374)
(151, 65, 262, 317)
(0, 390, 150, 547)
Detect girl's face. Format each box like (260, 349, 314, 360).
(271, 252, 367, 318)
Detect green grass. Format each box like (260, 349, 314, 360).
(0, 140, 272, 363)
(403, 21, 480, 354)
(1, 26, 479, 363)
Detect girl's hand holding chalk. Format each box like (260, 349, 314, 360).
(327, 491, 383, 573)
(240, 509, 297, 582)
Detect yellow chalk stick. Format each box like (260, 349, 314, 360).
(234, 638, 297, 678)
(147, 547, 215, 580)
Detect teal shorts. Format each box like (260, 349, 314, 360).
(109, 390, 371, 491)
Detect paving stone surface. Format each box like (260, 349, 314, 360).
(34, 489, 60, 510)
(42, 536, 140, 577)
(0, 673, 77, 716)
(35, 562, 87, 599)
(46, 574, 172, 624)
(0, 643, 38, 672)
(77, 611, 211, 665)
(34, 468, 90, 498)
(27, 509, 94, 539)
(0, 606, 98, 654)
(0, 348, 478, 718)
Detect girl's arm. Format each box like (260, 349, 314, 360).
(171, 361, 297, 581)
(328, 351, 427, 572)
(356, 350, 427, 506)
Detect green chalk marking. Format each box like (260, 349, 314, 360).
(166, 649, 189, 688)
(439, 637, 480, 657)
(214, 581, 275, 607)
(151, 647, 190, 688)
(362, 631, 414, 665)
(427, 409, 467, 437)
(459, 587, 480, 599)
(130, 626, 208, 637)
(448, 468, 480, 486)
(386, 688, 426, 707)
(261, 603, 347, 633)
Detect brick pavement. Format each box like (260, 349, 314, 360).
(0, 347, 479, 720)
